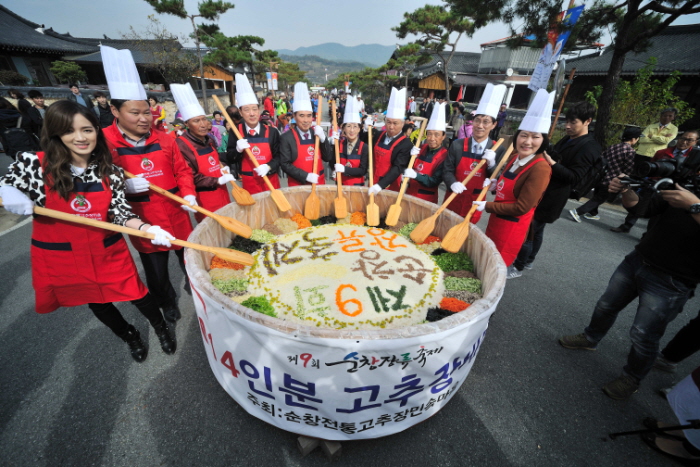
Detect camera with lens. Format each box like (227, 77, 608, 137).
(620, 148, 700, 194)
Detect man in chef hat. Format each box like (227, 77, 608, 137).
(364, 87, 414, 195)
(228, 73, 282, 194)
(401, 102, 449, 204)
(171, 82, 233, 223)
(101, 45, 197, 323)
(443, 83, 507, 222)
(279, 82, 332, 186)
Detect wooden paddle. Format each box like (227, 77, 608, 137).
(441, 143, 515, 253)
(304, 95, 323, 220)
(385, 117, 427, 226)
(366, 126, 380, 226)
(0, 198, 254, 266)
(331, 100, 348, 219)
(410, 138, 505, 244)
(212, 95, 291, 212)
(124, 171, 252, 239)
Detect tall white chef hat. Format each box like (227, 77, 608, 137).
(386, 87, 407, 120)
(474, 83, 507, 119)
(235, 73, 257, 108)
(100, 45, 147, 101)
(170, 83, 205, 122)
(292, 82, 312, 113)
(343, 95, 361, 125)
(427, 102, 446, 132)
(519, 89, 555, 134)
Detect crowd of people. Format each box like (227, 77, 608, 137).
(1, 45, 699, 462)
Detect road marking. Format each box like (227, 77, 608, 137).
(0, 216, 31, 238)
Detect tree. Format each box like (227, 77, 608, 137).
(50, 61, 87, 84)
(121, 15, 198, 85)
(382, 43, 432, 89)
(392, 4, 474, 103)
(144, 0, 235, 113)
(447, 0, 700, 146)
(584, 58, 695, 148)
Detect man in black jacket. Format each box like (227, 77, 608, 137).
(509, 102, 601, 278)
(559, 175, 700, 400)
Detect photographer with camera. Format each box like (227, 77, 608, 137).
(559, 163, 700, 400)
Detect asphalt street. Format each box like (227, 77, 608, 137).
(1, 192, 698, 466)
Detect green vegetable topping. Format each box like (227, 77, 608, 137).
(433, 252, 474, 272)
(241, 295, 277, 317)
(444, 277, 482, 293)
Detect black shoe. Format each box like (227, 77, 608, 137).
(120, 324, 148, 362)
(162, 305, 181, 323)
(154, 321, 176, 354)
(610, 225, 630, 233)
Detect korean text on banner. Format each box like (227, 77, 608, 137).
(528, 5, 585, 92)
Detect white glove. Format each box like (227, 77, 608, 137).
(181, 194, 198, 213)
(334, 163, 346, 173)
(236, 138, 250, 152)
(125, 174, 149, 194)
(218, 173, 235, 185)
(403, 168, 417, 179)
(147, 225, 175, 247)
(410, 146, 421, 156)
(482, 149, 496, 168)
(368, 184, 382, 196)
(473, 201, 486, 212)
(254, 164, 270, 177)
(306, 173, 319, 184)
(0, 185, 34, 215)
(313, 125, 326, 143)
(450, 182, 466, 194)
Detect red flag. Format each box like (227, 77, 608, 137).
(456, 85, 464, 101)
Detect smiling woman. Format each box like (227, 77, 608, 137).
(0, 100, 177, 362)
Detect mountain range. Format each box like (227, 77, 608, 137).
(276, 42, 396, 67)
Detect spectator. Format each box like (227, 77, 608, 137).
(570, 126, 641, 222)
(612, 108, 679, 233)
(559, 170, 700, 400)
(92, 92, 114, 129)
(67, 84, 94, 109)
(510, 101, 602, 278)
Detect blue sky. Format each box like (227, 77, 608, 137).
(5, 0, 700, 54)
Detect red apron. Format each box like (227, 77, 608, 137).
(372, 131, 405, 191)
(446, 137, 494, 223)
(103, 123, 193, 253)
(485, 156, 549, 267)
(238, 124, 280, 194)
(406, 144, 448, 204)
(338, 139, 365, 186)
(31, 153, 148, 313)
(287, 130, 325, 187)
(178, 136, 231, 223)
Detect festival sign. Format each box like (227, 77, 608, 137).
(528, 5, 585, 92)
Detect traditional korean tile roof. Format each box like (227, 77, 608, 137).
(0, 5, 96, 54)
(567, 24, 700, 76)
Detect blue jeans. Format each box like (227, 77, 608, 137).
(584, 250, 694, 382)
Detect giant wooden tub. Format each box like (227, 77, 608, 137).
(185, 186, 506, 440)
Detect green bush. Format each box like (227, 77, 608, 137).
(0, 70, 29, 86)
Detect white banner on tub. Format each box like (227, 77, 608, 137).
(192, 284, 495, 440)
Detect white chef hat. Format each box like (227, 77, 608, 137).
(386, 87, 406, 120)
(343, 95, 361, 124)
(426, 102, 446, 132)
(292, 82, 312, 113)
(475, 83, 507, 119)
(101, 45, 147, 101)
(519, 89, 555, 134)
(235, 73, 257, 108)
(170, 83, 205, 122)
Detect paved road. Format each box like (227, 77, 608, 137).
(1, 193, 697, 466)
